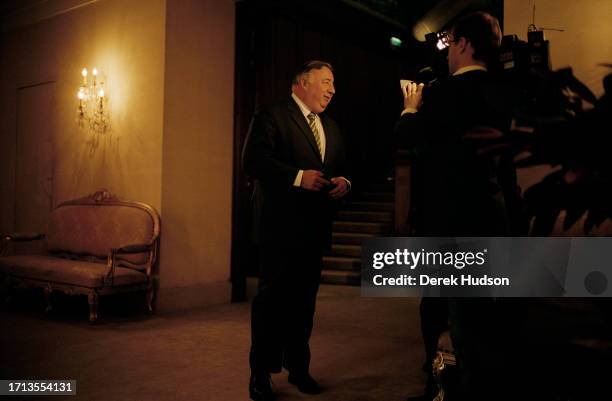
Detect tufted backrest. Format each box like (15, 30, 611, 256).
(46, 190, 160, 270)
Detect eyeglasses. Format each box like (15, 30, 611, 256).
(436, 31, 455, 50)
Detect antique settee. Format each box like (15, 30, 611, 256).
(0, 189, 160, 322)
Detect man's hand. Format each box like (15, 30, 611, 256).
(301, 170, 330, 191)
(328, 177, 349, 199)
(402, 81, 425, 112)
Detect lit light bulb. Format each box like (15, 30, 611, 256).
(98, 89, 105, 98)
(82, 68, 88, 77)
(78, 89, 85, 100)
(92, 68, 98, 76)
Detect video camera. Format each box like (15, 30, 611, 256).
(419, 25, 607, 175)
(422, 27, 551, 77)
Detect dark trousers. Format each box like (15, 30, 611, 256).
(448, 298, 526, 401)
(420, 297, 449, 367)
(249, 242, 323, 375)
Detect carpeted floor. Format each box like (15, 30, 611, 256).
(5, 284, 610, 400)
(0, 285, 426, 401)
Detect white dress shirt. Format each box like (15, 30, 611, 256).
(290, 92, 350, 190)
(291, 92, 327, 187)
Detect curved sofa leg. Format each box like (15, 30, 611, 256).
(43, 285, 53, 313)
(146, 285, 154, 314)
(88, 291, 99, 323)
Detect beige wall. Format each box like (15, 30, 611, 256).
(0, 0, 236, 311)
(0, 0, 166, 227)
(505, 1, 612, 193)
(157, 0, 235, 311)
(505, 0, 612, 98)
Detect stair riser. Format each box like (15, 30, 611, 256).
(332, 235, 371, 245)
(347, 202, 394, 212)
(322, 259, 360, 271)
(333, 222, 390, 235)
(328, 246, 361, 258)
(336, 212, 392, 223)
(321, 272, 361, 285)
(359, 193, 394, 202)
(364, 183, 395, 192)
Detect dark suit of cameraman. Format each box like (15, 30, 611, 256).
(396, 68, 517, 236)
(397, 67, 519, 399)
(397, 12, 528, 400)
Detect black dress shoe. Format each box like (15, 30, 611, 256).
(288, 372, 321, 395)
(249, 372, 274, 401)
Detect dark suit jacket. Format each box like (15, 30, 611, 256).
(395, 70, 518, 236)
(242, 97, 349, 250)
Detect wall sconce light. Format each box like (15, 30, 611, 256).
(77, 67, 110, 132)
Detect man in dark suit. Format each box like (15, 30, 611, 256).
(396, 12, 520, 401)
(243, 60, 350, 401)
(397, 11, 514, 236)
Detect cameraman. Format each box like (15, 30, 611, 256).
(396, 11, 521, 401)
(397, 11, 516, 236)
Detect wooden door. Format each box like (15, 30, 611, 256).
(14, 82, 56, 253)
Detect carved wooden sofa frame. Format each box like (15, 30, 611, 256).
(0, 189, 160, 322)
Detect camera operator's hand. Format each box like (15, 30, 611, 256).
(402, 81, 425, 112)
(301, 170, 330, 191)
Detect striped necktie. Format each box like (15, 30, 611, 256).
(307, 112, 323, 158)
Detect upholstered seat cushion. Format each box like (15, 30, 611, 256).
(0, 254, 147, 288)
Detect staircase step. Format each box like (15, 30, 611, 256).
(347, 201, 394, 212)
(328, 244, 361, 258)
(364, 180, 395, 193)
(321, 270, 361, 285)
(360, 192, 394, 202)
(337, 210, 392, 223)
(333, 221, 391, 235)
(322, 256, 361, 271)
(332, 232, 375, 245)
